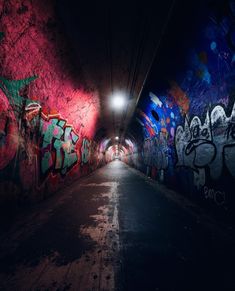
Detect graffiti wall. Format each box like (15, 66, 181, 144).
(0, 0, 105, 207)
(0, 77, 105, 206)
(125, 0, 235, 213)
(175, 103, 235, 189)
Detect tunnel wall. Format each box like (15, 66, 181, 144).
(0, 0, 105, 208)
(123, 1, 235, 215)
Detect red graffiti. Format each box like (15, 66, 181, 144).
(169, 81, 189, 115)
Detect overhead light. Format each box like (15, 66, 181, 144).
(115, 136, 119, 140)
(111, 92, 126, 110)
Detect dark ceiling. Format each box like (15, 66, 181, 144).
(56, 0, 176, 142)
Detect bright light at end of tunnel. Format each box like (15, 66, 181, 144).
(115, 136, 119, 140)
(110, 92, 126, 110)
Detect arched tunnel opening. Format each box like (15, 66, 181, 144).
(0, 0, 235, 290)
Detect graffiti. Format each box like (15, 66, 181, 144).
(168, 82, 190, 114)
(137, 92, 180, 145)
(0, 88, 19, 170)
(86, 140, 103, 170)
(124, 2, 235, 211)
(219, 96, 229, 107)
(203, 186, 225, 206)
(100, 138, 110, 153)
(0, 83, 99, 186)
(0, 1, 102, 207)
(143, 138, 152, 166)
(175, 102, 235, 188)
(0, 74, 80, 181)
(81, 138, 90, 164)
(153, 132, 169, 170)
(125, 139, 135, 154)
(143, 132, 168, 170)
(0, 76, 38, 170)
(0, 73, 95, 184)
(0, 76, 37, 114)
(39, 113, 79, 177)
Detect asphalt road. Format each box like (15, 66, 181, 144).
(0, 161, 234, 291)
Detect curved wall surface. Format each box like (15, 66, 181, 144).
(123, 0, 235, 216)
(0, 0, 105, 207)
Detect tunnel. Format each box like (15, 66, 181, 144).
(0, 0, 235, 290)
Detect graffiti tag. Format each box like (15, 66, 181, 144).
(175, 102, 235, 188)
(204, 186, 225, 205)
(81, 138, 90, 164)
(143, 132, 168, 170)
(40, 115, 79, 177)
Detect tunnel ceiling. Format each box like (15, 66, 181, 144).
(57, 0, 174, 142)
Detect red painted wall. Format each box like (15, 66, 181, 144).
(0, 0, 103, 208)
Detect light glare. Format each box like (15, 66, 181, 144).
(111, 93, 126, 110)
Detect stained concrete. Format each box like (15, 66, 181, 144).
(0, 161, 234, 290)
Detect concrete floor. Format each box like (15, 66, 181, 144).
(0, 161, 234, 291)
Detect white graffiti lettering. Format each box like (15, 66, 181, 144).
(175, 102, 235, 188)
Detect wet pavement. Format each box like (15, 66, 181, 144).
(0, 161, 234, 291)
